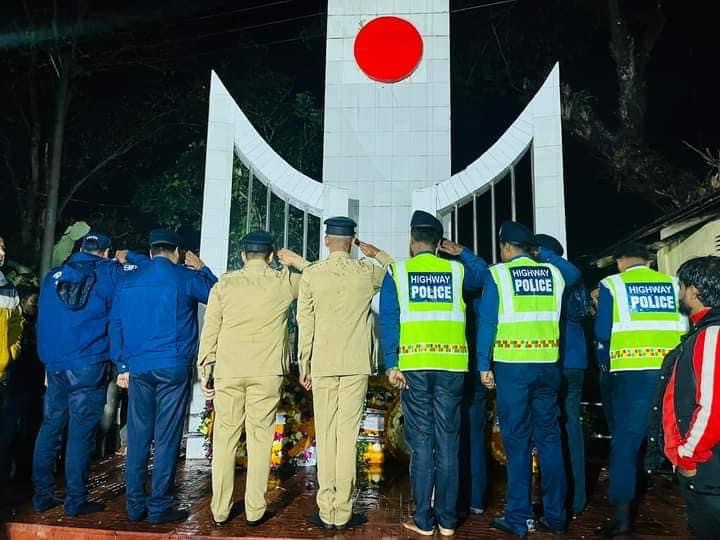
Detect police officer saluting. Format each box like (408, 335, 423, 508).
(379, 211, 491, 536)
(197, 231, 308, 527)
(33, 231, 123, 516)
(297, 217, 392, 530)
(594, 243, 685, 537)
(482, 221, 581, 537)
(110, 229, 217, 524)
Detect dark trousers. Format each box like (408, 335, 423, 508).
(460, 373, 487, 512)
(560, 368, 586, 513)
(677, 474, 720, 539)
(125, 366, 191, 520)
(0, 382, 22, 487)
(599, 369, 614, 433)
(32, 363, 108, 514)
(607, 370, 658, 504)
(495, 363, 566, 535)
(402, 370, 464, 531)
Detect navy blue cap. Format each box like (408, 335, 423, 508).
(534, 233, 564, 257)
(498, 220, 534, 246)
(81, 231, 112, 251)
(242, 230, 274, 252)
(324, 216, 357, 237)
(410, 210, 443, 236)
(149, 228, 184, 248)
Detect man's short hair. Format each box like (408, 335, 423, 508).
(613, 242, 651, 261)
(500, 240, 531, 253)
(82, 248, 107, 257)
(150, 243, 178, 257)
(244, 249, 272, 259)
(677, 256, 720, 309)
(411, 227, 442, 248)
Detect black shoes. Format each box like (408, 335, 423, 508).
(601, 504, 632, 538)
(537, 516, 567, 536)
(336, 513, 367, 530)
(213, 502, 244, 527)
(128, 510, 147, 522)
(65, 501, 105, 517)
(490, 517, 528, 538)
(305, 512, 335, 529)
(305, 512, 367, 530)
(33, 496, 64, 513)
(247, 511, 275, 527)
(148, 508, 190, 525)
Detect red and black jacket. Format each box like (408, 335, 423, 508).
(646, 308, 720, 495)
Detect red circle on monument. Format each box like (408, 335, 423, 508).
(354, 16, 423, 83)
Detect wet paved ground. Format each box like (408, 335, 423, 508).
(1, 455, 691, 539)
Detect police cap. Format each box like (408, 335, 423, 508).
(410, 210, 443, 236)
(81, 231, 112, 251)
(533, 233, 564, 257)
(324, 216, 357, 237)
(149, 228, 184, 248)
(242, 230, 274, 253)
(498, 220, 534, 246)
(613, 241, 651, 261)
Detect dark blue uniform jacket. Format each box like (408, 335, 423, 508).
(37, 252, 125, 371)
(109, 256, 217, 374)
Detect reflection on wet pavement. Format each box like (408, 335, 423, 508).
(2, 455, 691, 539)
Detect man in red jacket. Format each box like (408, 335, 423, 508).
(647, 256, 720, 539)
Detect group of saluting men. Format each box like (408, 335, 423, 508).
(7, 208, 720, 538)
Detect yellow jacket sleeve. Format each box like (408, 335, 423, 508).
(0, 305, 24, 380)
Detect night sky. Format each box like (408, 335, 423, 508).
(1, 0, 718, 264)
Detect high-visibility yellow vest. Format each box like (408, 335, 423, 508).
(489, 256, 564, 363)
(391, 253, 468, 371)
(601, 266, 685, 372)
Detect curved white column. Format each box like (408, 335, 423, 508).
(413, 63, 566, 249)
(189, 72, 349, 459)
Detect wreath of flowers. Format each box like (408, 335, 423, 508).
(199, 376, 399, 469)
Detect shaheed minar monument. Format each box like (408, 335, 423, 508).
(189, 0, 567, 457)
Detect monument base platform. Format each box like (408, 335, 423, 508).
(1, 455, 690, 539)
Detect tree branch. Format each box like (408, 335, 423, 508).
(638, 0, 666, 69)
(57, 117, 196, 216)
(492, 23, 520, 92)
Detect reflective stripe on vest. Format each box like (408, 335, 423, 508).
(490, 257, 564, 363)
(602, 267, 686, 372)
(391, 254, 468, 371)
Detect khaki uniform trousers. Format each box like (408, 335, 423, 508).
(312, 374, 368, 526)
(210, 376, 283, 522)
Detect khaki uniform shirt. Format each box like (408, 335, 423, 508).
(197, 259, 309, 379)
(297, 251, 393, 377)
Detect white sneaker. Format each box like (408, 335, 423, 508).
(439, 525, 456, 536)
(402, 521, 435, 536)
(469, 507, 485, 515)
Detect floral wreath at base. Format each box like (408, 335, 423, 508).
(199, 376, 398, 469)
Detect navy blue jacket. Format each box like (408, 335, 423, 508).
(109, 256, 217, 374)
(594, 282, 614, 369)
(558, 278, 590, 370)
(37, 252, 126, 371)
(379, 249, 493, 372)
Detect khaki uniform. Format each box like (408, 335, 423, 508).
(297, 250, 392, 526)
(198, 258, 308, 522)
